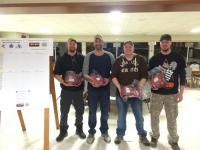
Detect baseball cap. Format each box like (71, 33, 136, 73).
(123, 41, 134, 46)
(68, 38, 77, 43)
(94, 34, 103, 42)
(160, 34, 172, 41)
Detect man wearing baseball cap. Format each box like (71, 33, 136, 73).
(148, 34, 186, 150)
(111, 41, 150, 146)
(83, 34, 115, 144)
(54, 38, 86, 142)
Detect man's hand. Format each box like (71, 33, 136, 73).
(176, 92, 183, 102)
(61, 81, 74, 87)
(91, 82, 101, 88)
(138, 82, 144, 91)
(138, 79, 146, 91)
(102, 78, 110, 86)
(112, 77, 122, 96)
(86, 77, 99, 87)
(74, 78, 84, 87)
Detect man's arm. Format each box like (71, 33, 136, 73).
(138, 78, 147, 90)
(54, 75, 64, 84)
(101, 51, 116, 86)
(54, 75, 74, 87)
(177, 56, 186, 102)
(138, 56, 148, 89)
(111, 58, 121, 94)
(105, 51, 115, 65)
(83, 52, 91, 80)
(82, 51, 95, 85)
(112, 77, 122, 96)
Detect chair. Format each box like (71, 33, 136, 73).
(185, 67, 192, 88)
(193, 75, 200, 88)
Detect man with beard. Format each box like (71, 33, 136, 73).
(83, 35, 115, 144)
(54, 38, 86, 142)
(149, 34, 186, 150)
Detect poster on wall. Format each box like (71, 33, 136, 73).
(0, 38, 53, 110)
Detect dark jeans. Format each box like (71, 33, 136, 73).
(88, 88, 110, 134)
(116, 96, 147, 136)
(59, 89, 84, 129)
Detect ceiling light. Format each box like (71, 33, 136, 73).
(191, 28, 200, 33)
(111, 27, 121, 35)
(39, 28, 53, 34)
(109, 10, 122, 21)
(0, 15, 10, 23)
(110, 10, 122, 16)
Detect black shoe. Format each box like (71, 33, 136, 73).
(168, 141, 180, 150)
(76, 125, 86, 139)
(76, 130, 86, 139)
(56, 129, 68, 142)
(139, 135, 150, 146)
(150, 137, 158, 148)
(114, 136, 123, 144)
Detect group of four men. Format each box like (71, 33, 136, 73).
(53, 34, 186, 150)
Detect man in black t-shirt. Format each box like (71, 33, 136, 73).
(149, 34, 186, 150)
(54, 38, 86, 142)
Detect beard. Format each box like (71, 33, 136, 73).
(95, 45, 102, 50)
(69, 47, 76, 53)
(161, 46, 170, 52)
(162, 49, 170, 52)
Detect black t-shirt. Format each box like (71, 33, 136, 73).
(88, 53, 112, 90)
(53, 52, 84, 91)
(149, 51, 186, 95)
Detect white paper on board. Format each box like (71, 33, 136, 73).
(0, 38, 53, 110)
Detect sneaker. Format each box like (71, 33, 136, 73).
(168, 141, 180, 150)
(101, 133, 111, 143)
(139, 135, 150, 146)
(87, 134, 95, 144)
(150, 137, 158, 148)
(76, 130, 86, 139)
(114, 136, 123, 144)
(56, 130, 68, 142)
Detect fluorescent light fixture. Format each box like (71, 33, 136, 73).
(112, 27, 121, 35)
(110, 10, 122, 16)
(39, 28, 53, 34)
(109, 10, 122, 21)
(0, 15, 10, 23)
(191, 27, 200, 33)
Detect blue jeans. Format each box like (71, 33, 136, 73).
(116, 96, 147, 136)
(88, 88, 110, 134)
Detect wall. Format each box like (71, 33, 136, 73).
(29, 34, 200, 42)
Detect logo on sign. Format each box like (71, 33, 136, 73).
(29, 42, 40, 47)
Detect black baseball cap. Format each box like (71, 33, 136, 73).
(160, 34, 172, 41)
